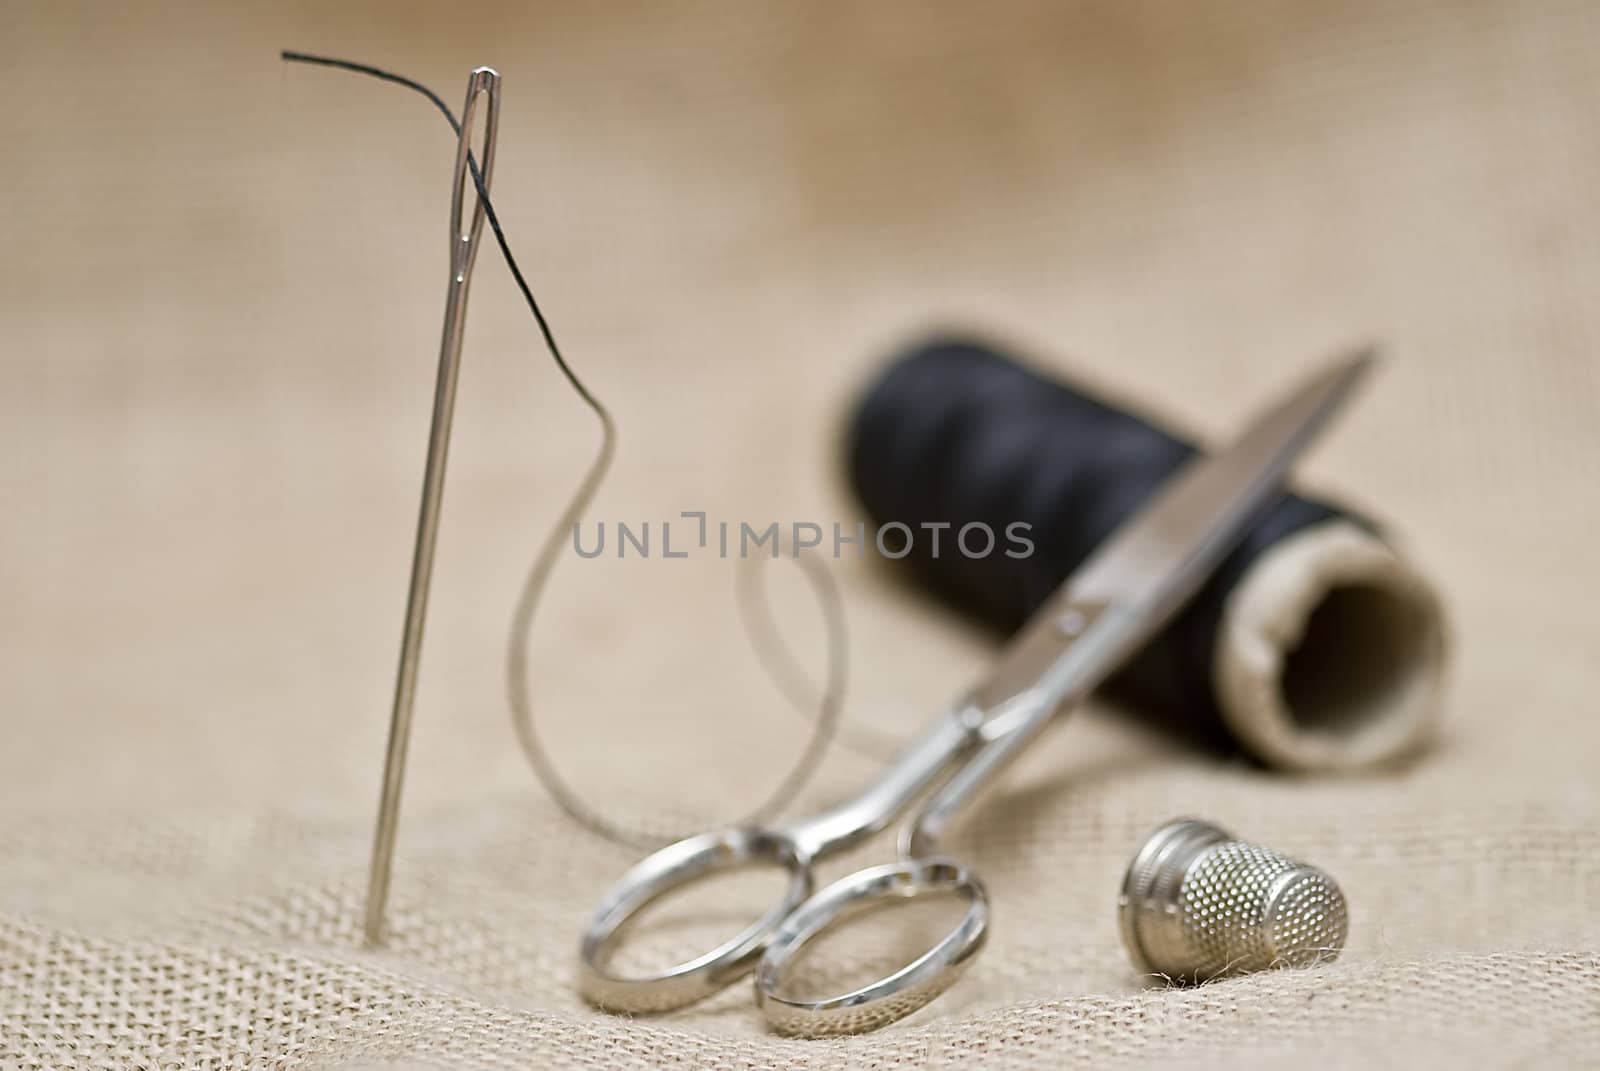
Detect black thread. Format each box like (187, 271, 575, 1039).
(281, 50, 851, 847)
(279, 51, 601, 417)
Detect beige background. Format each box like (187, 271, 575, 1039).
(2, 1, 1598, 1067)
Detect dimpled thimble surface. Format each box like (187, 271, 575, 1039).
(1118, 818, 1348, 982)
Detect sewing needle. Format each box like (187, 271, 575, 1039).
(364, 66, 502, 947)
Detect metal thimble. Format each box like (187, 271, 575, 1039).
(1118, 818, 1348, 982)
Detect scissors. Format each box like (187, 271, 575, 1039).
(578, 351, 1371, 1034)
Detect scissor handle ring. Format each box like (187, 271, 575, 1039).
(577, 828, 813, 1013)
(754, 856, 989, 1036)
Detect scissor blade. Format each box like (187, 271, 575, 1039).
(1070, 348, 1371, 617)
(973, 349, 1372, 714)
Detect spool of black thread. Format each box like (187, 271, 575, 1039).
(847, 336, 1445, 770)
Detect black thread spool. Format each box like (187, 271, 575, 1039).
(847, 337, 1446, 770)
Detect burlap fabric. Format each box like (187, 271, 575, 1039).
(2, 1, 1597, 1067)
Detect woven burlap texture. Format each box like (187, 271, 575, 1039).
(2, 1, 1598, 1067)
